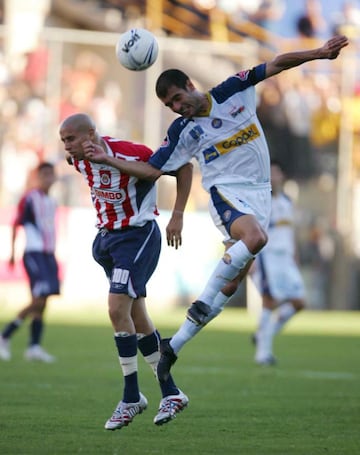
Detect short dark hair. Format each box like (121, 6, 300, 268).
(270, 159, 283, 170)
(37, 162, 54, 172)
(155, 69, 190, 98)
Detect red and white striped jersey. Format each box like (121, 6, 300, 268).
(14, 188, 57, 253)
(71, 137, 159, 229)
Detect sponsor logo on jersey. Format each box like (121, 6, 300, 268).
(275, 219, 292, 227)
(230, 105, 245, 118)
(237, 70, 250, 81)
(203, 146, 219, 163)
(211, 118, 222, 128)
(189, 125, 204, 141)
(93, 188, 127, 202)
(203, 123, 260, 163)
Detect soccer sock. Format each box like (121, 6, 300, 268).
(257, 307, 273, 336)
(137, 330, 178, 397)
(198, 240, 254, 305)
(270, 302, 297, 335)
(114, 333, 139, 403)
(204, 292, 230, 323)
(29, 319, 43, 346)
(170, 319, 201, 354)
(2, 318, 23, 339)
(170, 292, 230, 354)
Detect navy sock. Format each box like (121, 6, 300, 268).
(138, 330, 179, 397)
(2, 320, 22, 339)
(114, 334, 139, 403)
(29, 319, 43, 346)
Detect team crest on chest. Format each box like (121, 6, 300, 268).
(211, 118, 222, 129)
(100, 169, 111, 188)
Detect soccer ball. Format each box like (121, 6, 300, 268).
(115, 28, 159, 71)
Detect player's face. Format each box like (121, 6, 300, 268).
(160, 83, 207, 118)
(38, 167, 56, 192)
(60, 125, 91, 161)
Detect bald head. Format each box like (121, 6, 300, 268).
(60, 113, 95, 133)
(60, 113, 100, 161)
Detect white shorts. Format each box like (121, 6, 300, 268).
(253, 249, 306, 301)
(208, 183, 272, 243)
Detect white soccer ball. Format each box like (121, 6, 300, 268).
(115, 28, 159, 71)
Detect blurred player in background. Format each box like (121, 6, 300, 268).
(0, 162, 59, 363)
(59, 113, 192, 431)
(251, 160, 306, 366)
(85, 35, 348, 384)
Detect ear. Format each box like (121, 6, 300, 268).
(186, 79, 196, 92)
(88, 128, 96, 141)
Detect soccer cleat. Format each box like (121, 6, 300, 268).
(24, 345, 55, 363)
(157, 338, 177, 383)
(0, 336, 11, 361)
(186, 300, 211, 326)
(250, 333, 258, 346)
(154, 389, 189, 426)
(255, 354, 277, 366)
(104, 393, 148, 430)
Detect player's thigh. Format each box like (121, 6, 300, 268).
(93, 221, 161, 297)
(209, 184, 271, 242)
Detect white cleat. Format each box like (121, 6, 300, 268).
(105, 393, 148, 431)
(255, 354, 277, 366)
(24, 345, 55, 363)
(0, 336, 11, 361)
(153, 389, 189, 426)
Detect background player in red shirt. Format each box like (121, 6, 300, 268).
(0, 162, 59, 363)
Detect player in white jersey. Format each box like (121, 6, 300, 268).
(251, 161, 306, 366)
(0, 162, 59, 363)
(59, 113, 192, 430)
(82, 35, 348, 384)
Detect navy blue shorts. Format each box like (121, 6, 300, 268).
(92, 220, 161, 298)
(23, 252, 60, 298)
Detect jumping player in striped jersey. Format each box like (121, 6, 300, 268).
(59, 113, 192, 430)
(83, 35, 348, 386)
(0, 162, 59, 363)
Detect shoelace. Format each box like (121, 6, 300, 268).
(113, 403, 141, 422)
(159, 398, 182, 413)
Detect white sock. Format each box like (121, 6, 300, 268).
(170, 292, 230, 354)
(205, 292, 230, 323)
(255, 324, 273, 361)
(257, 307, 272, 336)
(170, 319, 201, 354)
(198, 240, 254, 304)
(270, 302, 296, 336)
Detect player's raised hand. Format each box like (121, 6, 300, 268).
(322, 35, 349, 59)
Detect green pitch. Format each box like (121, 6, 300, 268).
(0, 308, 359, 455)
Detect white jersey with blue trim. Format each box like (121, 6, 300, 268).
(265, 192, 295, 256)
(149, 64, 271, 192)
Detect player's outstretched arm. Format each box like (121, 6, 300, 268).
(83, 141, 162, 181)
(265, 35, 349, 78)
(166, 162, 193, 249)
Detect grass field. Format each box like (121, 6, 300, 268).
(0, 307, 359, 455)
